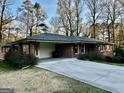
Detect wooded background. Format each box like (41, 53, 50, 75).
(0, 0, 124, 47)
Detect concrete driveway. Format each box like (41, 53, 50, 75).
(36, 58, 124, 93)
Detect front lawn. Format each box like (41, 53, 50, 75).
(96, 61, 124, 67)
(0, 61, 110, 93)
(0, 60, 17, 73)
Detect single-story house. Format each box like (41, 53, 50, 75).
(3, 33, 114, 58)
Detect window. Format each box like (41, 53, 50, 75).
(74, 44, 85, 54)
(80, 45, 85, 54)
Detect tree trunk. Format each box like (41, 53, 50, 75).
(93, 0, 96, 39)
(107, 25, 111, 42)
(112, 21, 115, 43)
(76, 6, 79, 36)
(29, 28, 33, 36)
(0, 31, 2, 43)
(0, 0, 7, 43)
(76, 16, 79, 36)
(93, 23, 96, 38)
(66, 30, 69, 36)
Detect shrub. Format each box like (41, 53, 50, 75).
(112, 48, 124, 63)
(114, 48, 124, 57)
(105, 56, 113, 62)
(78, 53, 89, 60)
(113, 55, 124, 63)
(78, 52, 104, 61)
(4, 50, 38, 68)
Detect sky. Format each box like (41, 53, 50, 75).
(12, 0, 58, 25)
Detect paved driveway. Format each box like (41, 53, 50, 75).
(36, 58, 124, 93)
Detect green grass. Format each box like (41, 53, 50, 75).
(0, 60, 17, 72)
(95, 61, 124, 67)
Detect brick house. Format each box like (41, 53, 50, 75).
(3, 33, 113, 58)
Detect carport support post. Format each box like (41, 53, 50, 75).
(35, 42, 39, 56)
(12, 44, 15, 51)
(28, 43, 31, 54)
(84, 44, 86, 54)
(77, 44, 80, 54)
(19, 43, 23, 53)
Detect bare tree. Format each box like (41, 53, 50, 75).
(100, 1, 112, 42)
(105, 0, 123, 43)
(0, 0, 7, 43)
(57, 0, 83, 36)
(57, 0, 72, 36)
(82, 22, 91, 37)
(84, 0, 104, 38)
(118, 0, 124, 5)
(74, 0, 83, 36)
(49, 17, 61, 33)
(117, 8, 124, 46)
(0, 0, 14, 44)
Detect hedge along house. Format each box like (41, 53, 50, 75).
(3, 33, 114, 58)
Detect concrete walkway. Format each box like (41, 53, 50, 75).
(36, 58, 124, 93)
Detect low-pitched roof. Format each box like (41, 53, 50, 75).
(4, 33, 113, 46)
(25, 33, 112, 44)
(3, 41, 19, 47)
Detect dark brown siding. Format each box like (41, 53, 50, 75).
(55, 44, 74, 58)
